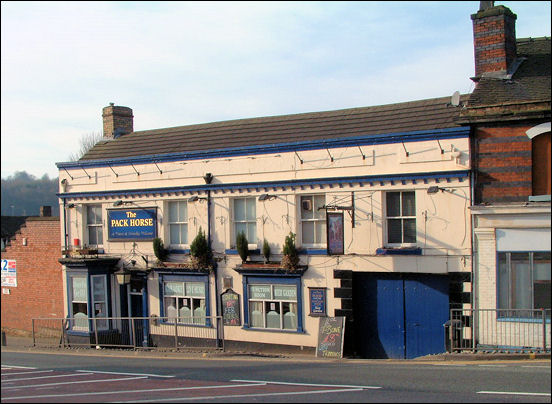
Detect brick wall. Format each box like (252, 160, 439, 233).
(474, 123, 534, 203)
(1, 217, 64, 333)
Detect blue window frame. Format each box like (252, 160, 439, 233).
(65, 271, 112, 334)
(158, 273, 211, 326)
(242, 274, 304, 333)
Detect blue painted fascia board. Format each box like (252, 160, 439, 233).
(56, 127, 470, 171)
(57, 170, 470, 199)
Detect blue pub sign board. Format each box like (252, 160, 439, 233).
(108, 209, 157, 240)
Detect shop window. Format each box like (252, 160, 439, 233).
(233, 198, 257, 247)
(69, 275, 89, 331)
(532, 132, 551, 196)
(248, 284, 298, 330)
(168, 201, 188, 246)
(91, 275, 108, 330)
(300, 194, 326, 246)
(86, 205, 103, 247)
(498, 252, 551, 318)
(385, 191, 416, 246)
(161, 278, 208, 325)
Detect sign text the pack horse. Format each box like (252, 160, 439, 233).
(108, 209, 157, 240)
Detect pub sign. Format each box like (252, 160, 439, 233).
(108, 208, 157, 240)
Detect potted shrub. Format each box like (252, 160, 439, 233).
(236, 231, 249, 264)
(262, 239, 271, 264)
(189, 227, 214, 271)
(281, 232, 299, 271)
(153, 238, 168, 263)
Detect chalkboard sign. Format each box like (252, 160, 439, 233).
(221, 289, 241, 326)
(316, 316, 345, 358)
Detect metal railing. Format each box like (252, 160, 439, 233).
(449, 309, 551, 353)
(32, 316, 224, 351)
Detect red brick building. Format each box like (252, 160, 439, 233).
(1, 207, 64, 334)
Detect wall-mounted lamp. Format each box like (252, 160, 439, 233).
(66, 203, 76, 209)
(113, 200, 127, 206)
(258, 193, 277, 201)
(203, 173, 213, 184)
(427, 186, 454, 194)
(188, 195, 207, 203)
(114, 268, 131, 285)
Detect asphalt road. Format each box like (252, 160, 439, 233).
(1, 351, 550, 403)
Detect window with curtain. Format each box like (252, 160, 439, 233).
(385, 191, 416, 246)
(498, 251, 551, 318)
(233, 198, 256, 246)
(163, 281, 206, 325)
(300, 194, 326, 246)
(87, 205, 103, 246)
(169, 201, 188, 246)
(69, 275, 88, 331)
(248, 284, 298, 330)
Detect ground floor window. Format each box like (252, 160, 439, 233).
(248, 284, 298, 330)
(243, 275, 304, 332)
(67, 273, 110, 331)
(498, 251, 551, 317)
(159, 274, 210, 325)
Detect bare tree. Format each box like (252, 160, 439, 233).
(68, 132, 103, 161)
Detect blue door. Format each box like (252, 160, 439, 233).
(353, 273, 449, 359)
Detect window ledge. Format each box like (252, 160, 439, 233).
(242, 326, 305, 334)
(376, 247, 422, 255)
(528, 195, 551, 202)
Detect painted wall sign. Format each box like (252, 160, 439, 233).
(327, 212, 344, 255)
(316, 316, 346, 358)
(309, 287, 327, 316)
(108, 209, 157, 240)
(1, 259, 17, 287)
(221, 289, 241, 326)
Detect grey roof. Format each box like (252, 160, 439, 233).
(80, 95, 469, 162)
(466, 37, 551, 107)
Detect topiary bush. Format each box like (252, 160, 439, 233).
(189, 227, 213, 270)
(281, 232, 299, 270)
(153, 237, 168, 262)
(262, 239, 271, 264)
(236, 231, 249, 263)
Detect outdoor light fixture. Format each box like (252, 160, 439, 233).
(114, 268, 131, 285)
(66, 203, 76, 209)
(427, 186, 441, 194)
(113, 200, 124, 206)
(188, 195, 207, 203)
(258, 194, 276, 201)
(203, 173, 213, 184)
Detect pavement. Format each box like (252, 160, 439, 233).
(1, 334, 550, 363)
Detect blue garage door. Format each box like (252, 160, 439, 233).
(353, 273, 449, 359)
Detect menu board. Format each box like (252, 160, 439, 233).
(221, 289, 241, 326)
(316, 316, 345, 358)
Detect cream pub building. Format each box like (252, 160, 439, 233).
(56, 97, 472, 359)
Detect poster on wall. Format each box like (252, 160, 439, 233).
(108, 208, 157, 240)
(1, 259, 17, 287)
(309, 287, 327, 316)
(327, 212, 344, 255)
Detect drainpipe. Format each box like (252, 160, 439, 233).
(63, 199, 68, 255)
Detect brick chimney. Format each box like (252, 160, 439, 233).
(102, 103, 134, 138)
(471, 1, 517, 79)
(40, 206, 51, 217)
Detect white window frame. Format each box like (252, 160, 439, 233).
(248, 284, 298, 330)
(163, 281, 206, 325)
(68, 274, 89, 331)
(384, 190, 417, 247)
(168, 200, 189, 247)
(299, 194, 326, 248)
(86, 205, 103, 247)
(232, 197, 257, 249)
(91, 275, 109, 331)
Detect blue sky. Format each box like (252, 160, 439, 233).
(1, 1, 550, 179)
